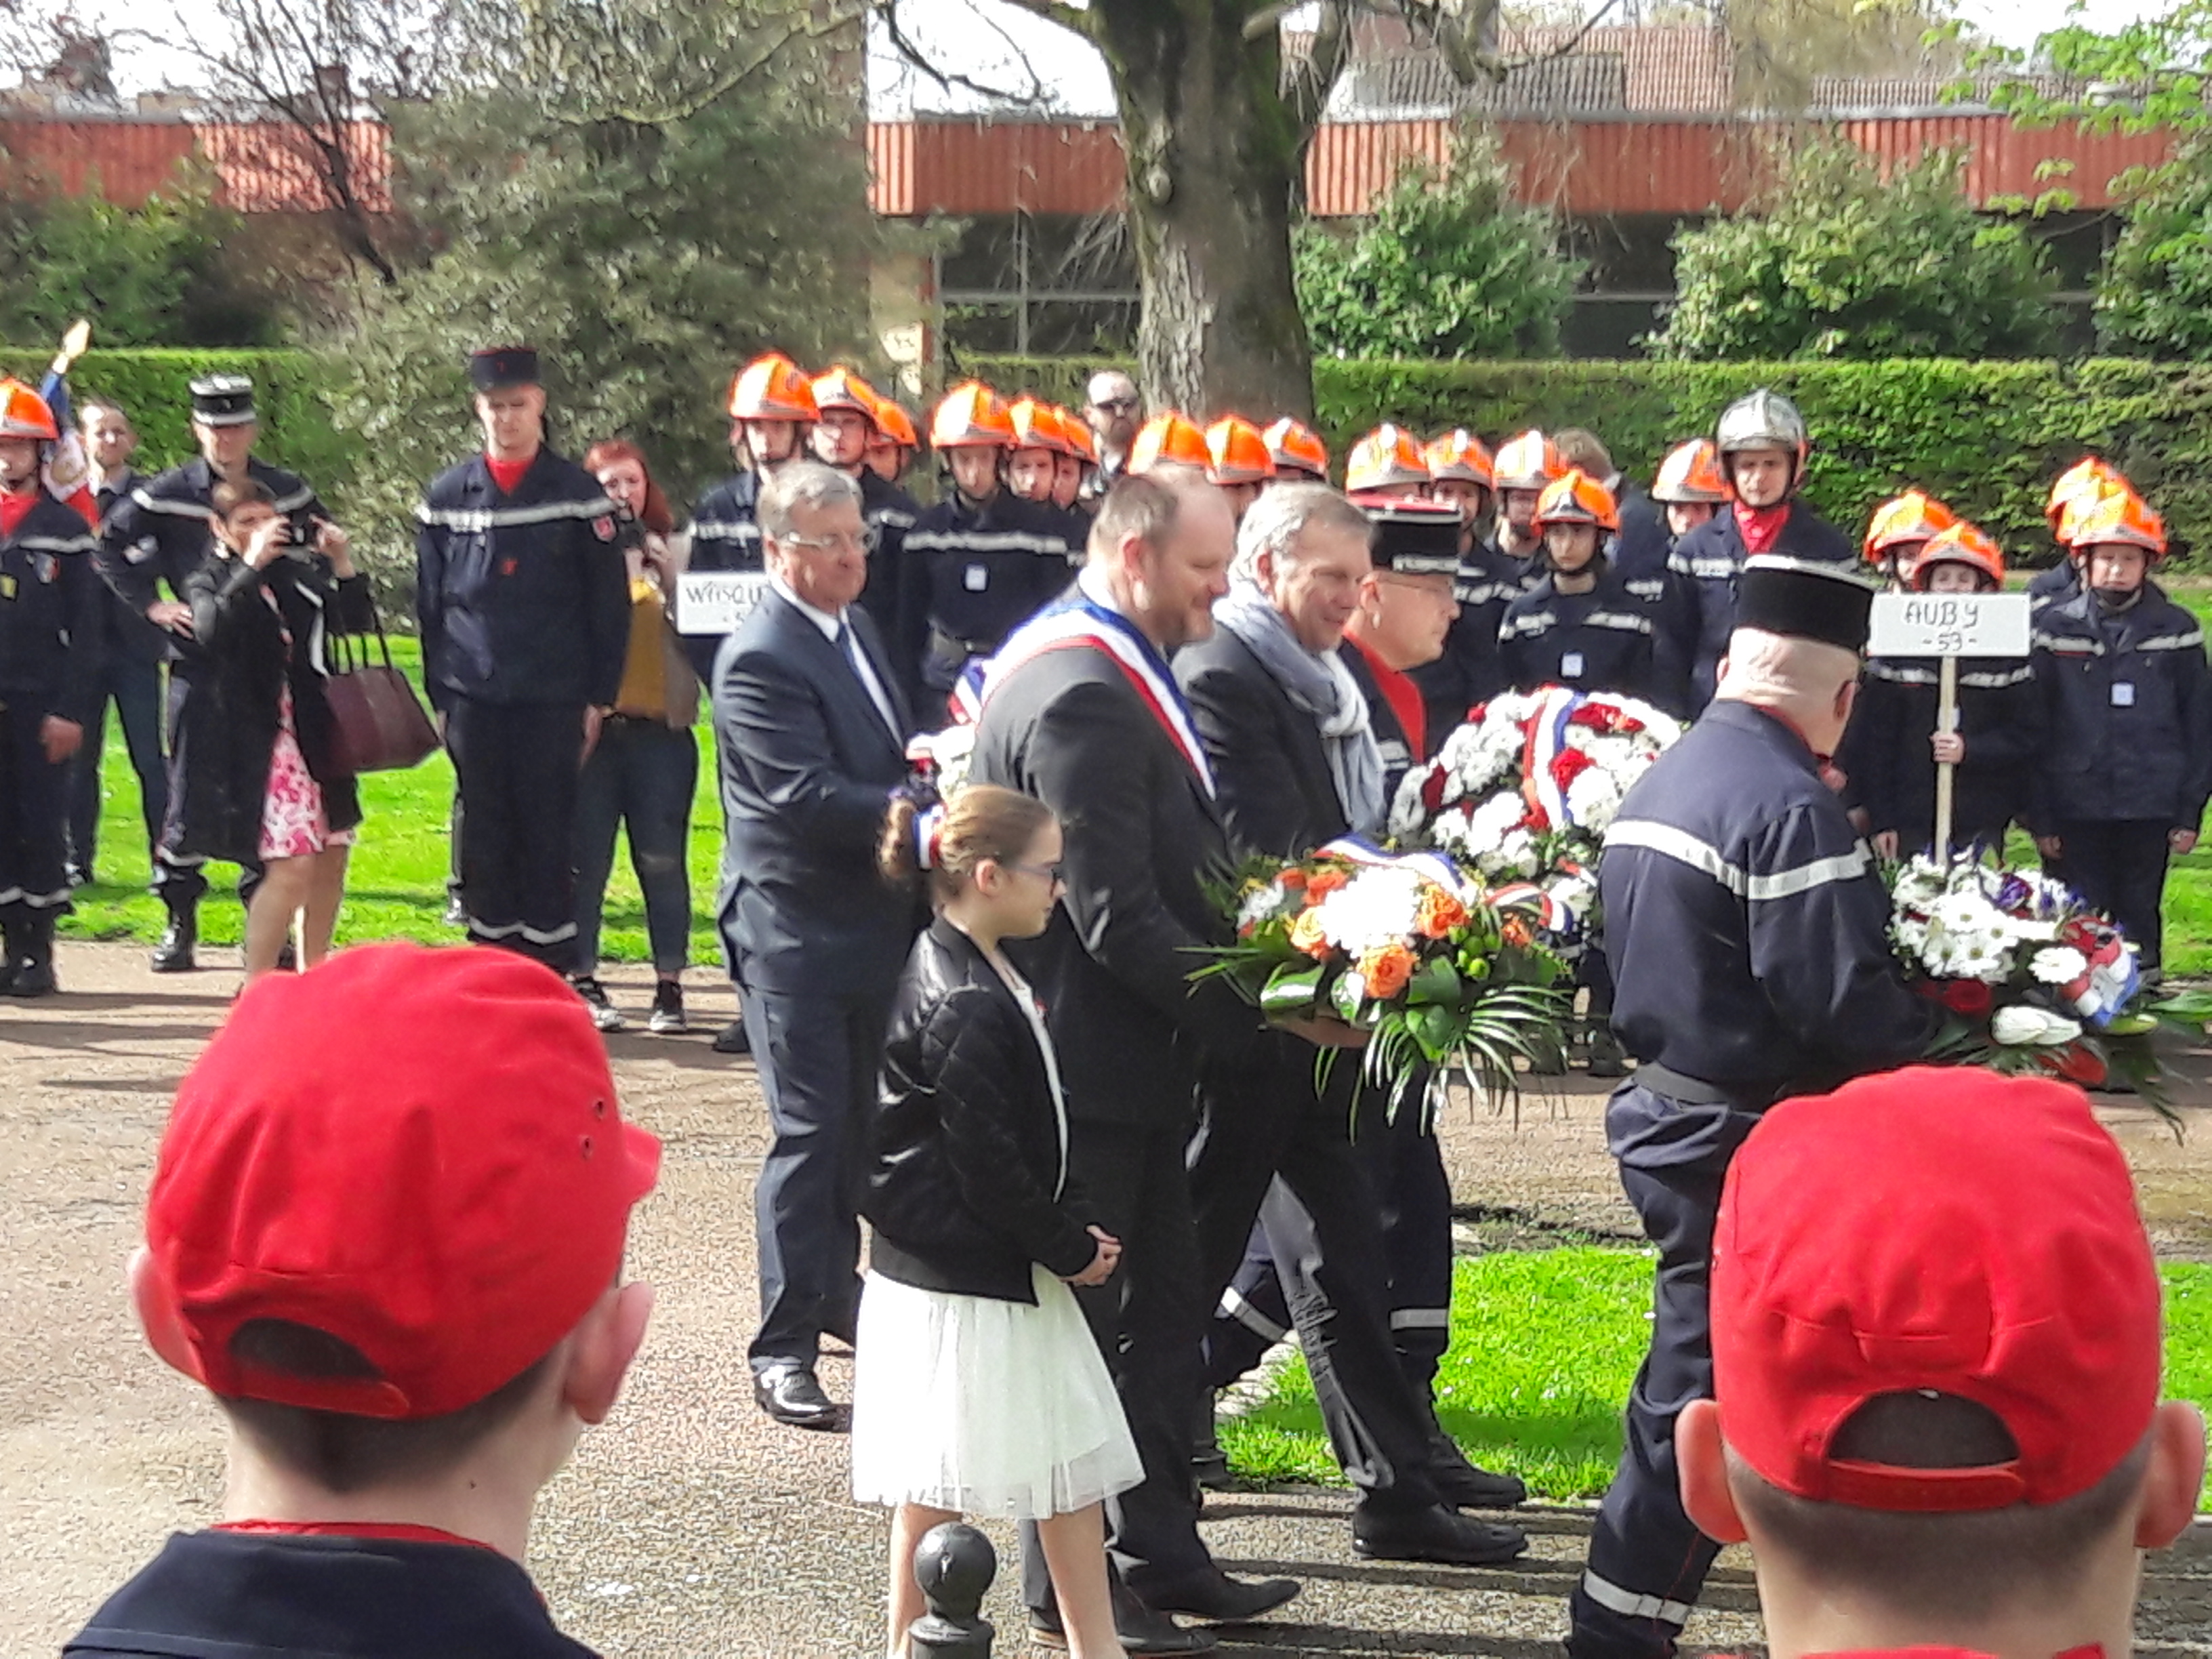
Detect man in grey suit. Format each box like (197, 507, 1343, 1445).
(714, 459, 918, 1429)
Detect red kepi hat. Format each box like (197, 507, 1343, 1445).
(139, 943, 661, 1420)
(1713, 1065, 2160, 1513)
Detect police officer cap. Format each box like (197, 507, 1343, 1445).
(469, 346, 541, 392)
(1736, 554, 1876, 653)
(188, 373, 256, 428)
(1364, 498, 1462, 577)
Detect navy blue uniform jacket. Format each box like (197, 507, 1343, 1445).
(2029, 586, 2212, 832)
(0, 492, 103, 728)
(1668, 502, 1855, 712)
(414, 449, 630, 712)
(1601, 699, 1934, 1105)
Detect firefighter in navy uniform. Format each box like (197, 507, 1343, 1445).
(1498, 470, 1666, 708)
(1263, 416, 1329, 487)
(1498, 470, 1658, 1080)
(1566, 555, 1937, 1659)
(415, 348, 629, 978)
(684, 352, 817, 682)
(97, 373, 334, 974)
(2028, 485, 2212, 985)
(1411, 429, 1513, 743)
(897, 382, 1073, 718)
(1862, 522, 2039, 863)
(0, 381, 100, 996)
(1489, 430, 1565, 580)
(1201, 500, 1502, 1509)
(1668, 389, 1856, 714)
(808, 365, 920, 646)
(2030, 454, 2133, 612)
(1636, 439, 1728, 705)
(1837, 489, 1963, 840)
(1204, 414, 1276, 524)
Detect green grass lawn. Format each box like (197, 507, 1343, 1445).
(1221, 1247, 2212, 1505)
(58, 636, 729, 968)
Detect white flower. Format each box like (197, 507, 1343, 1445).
(1312, 865, 1425, 952)
(1991, 1004, 2083, 1046)
(2030, 946, 2089, 985)
(1236, 883, 1291, 933)
(1564, 767, 1625, 832)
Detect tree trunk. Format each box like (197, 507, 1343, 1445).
(1094, 2, 1315, 423)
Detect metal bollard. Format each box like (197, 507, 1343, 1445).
(906, 1521, 996, 1658)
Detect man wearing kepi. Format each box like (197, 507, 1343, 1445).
(98, 373, 335, 974)
(415, 347, 629, 975)
(1565, 554, 1938, 1659)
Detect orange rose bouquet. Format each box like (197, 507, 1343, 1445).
(1196, 837, 1570, 1121)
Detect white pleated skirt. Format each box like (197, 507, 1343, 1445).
(850, 1263, 1143, 1521)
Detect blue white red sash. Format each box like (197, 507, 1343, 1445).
(1316, 835, 1470, 898)
(977, 601, 1216, 797)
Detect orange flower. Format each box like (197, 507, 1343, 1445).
(1304, 867, 1351, 900)
(1500, 916, 1534, 950)
(1359, 943, 1416, 1000)
(1278, 867, 1308, 891)
(1415, 884, 1469, 939)
(1290, 908, 1332, 960)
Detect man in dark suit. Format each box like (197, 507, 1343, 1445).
(968, 467, 1300, 1650)
(714, 459, 918, 1431)
(1176, 486, 1530, 1568)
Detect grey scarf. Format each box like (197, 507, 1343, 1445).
(1214, 580, 1387, 836)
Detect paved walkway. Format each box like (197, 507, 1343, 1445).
(5, 944, 2212, 1656)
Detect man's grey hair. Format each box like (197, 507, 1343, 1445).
(758, 459, 861, 539)
(1718, 627, 1860, 711)
(79, 396, 134, 431)
(1086, 369, 1139, 409)
(1232, 481, 1373, 586)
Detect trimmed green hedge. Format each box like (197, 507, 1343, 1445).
(965, 354, 2212, 562)
(0, 347, 352, 501)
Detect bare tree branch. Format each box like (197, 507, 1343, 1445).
(968, 0, 1094, 45)
(869, 0, 1065, 108)
(1285, 0, 1353, 136)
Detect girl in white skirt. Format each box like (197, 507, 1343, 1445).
(858, 785, 1139, 1659)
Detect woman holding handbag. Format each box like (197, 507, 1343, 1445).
(178, 478, 372, 983)
(571, 440, 700, 1034)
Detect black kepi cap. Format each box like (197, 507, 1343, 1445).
(469, 346, 541, 392)
(1364, 498, 1462, 577)
(1736, 554, 1877, 653)
(188, 373, 256, 428)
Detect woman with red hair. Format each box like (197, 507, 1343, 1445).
(574, 438, 698, 1035)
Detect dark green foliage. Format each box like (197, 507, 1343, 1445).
(2097, 137, 2212, 359)
(0, 346, 349, 490)
(968, 352, 2212, 561)
(0, 168, 283, 348)
(1652, 138, 2062, 362)
(1293, 127, 1579, 361)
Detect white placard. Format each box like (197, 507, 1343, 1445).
(1868, 592, 2032, 659)
(676, 571, 773, 636)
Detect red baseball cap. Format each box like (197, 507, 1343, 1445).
(141, 943, 660, 1420)
(1713, 1065, 2159, 1513)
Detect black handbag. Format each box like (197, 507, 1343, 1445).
(323, 592, 440, 775)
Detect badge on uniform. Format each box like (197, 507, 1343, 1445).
(1561, 651, 1585, 680)
(32, 552, 55, 584)
(500, 557, 519, 577)
(0, 573, 16, 600)
(964, 565, 988, 592)
(2112, 682, 2136, 708)
(127, 535, 157, 565)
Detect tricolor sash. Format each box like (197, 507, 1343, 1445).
(978, 602, 1217, 797)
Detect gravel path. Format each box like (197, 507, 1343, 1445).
(5, 943, 2212, 1657)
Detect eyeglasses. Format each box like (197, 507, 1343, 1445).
(779, 530, 867, 555)
(1090, 398, 1139, 416)
(1008, 861, 1065, 886)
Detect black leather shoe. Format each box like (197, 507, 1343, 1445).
(752, 1363, 842, 1431)
(1429, 1435, 1528, 1509)
(7, 958, 55, 998)
(1029, 1601, 1218, 1655)
(1353, 1501, 1528, 1565)
(712, 1017, 752, 1055)
(150, 911, 197, 974)
(1132, 1568, 1300, 1623)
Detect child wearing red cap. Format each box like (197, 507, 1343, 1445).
(859, 785, 1141, 1659)
(63, 943, 661, 1659)
(1675, 1066, 2204, 1659)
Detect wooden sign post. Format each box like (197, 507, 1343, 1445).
(1868, 592, 2034, 865)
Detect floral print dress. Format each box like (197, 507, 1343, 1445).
(258, 588, 356, 861)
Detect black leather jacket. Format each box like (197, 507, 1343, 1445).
(865, 916, 1098, 1303)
